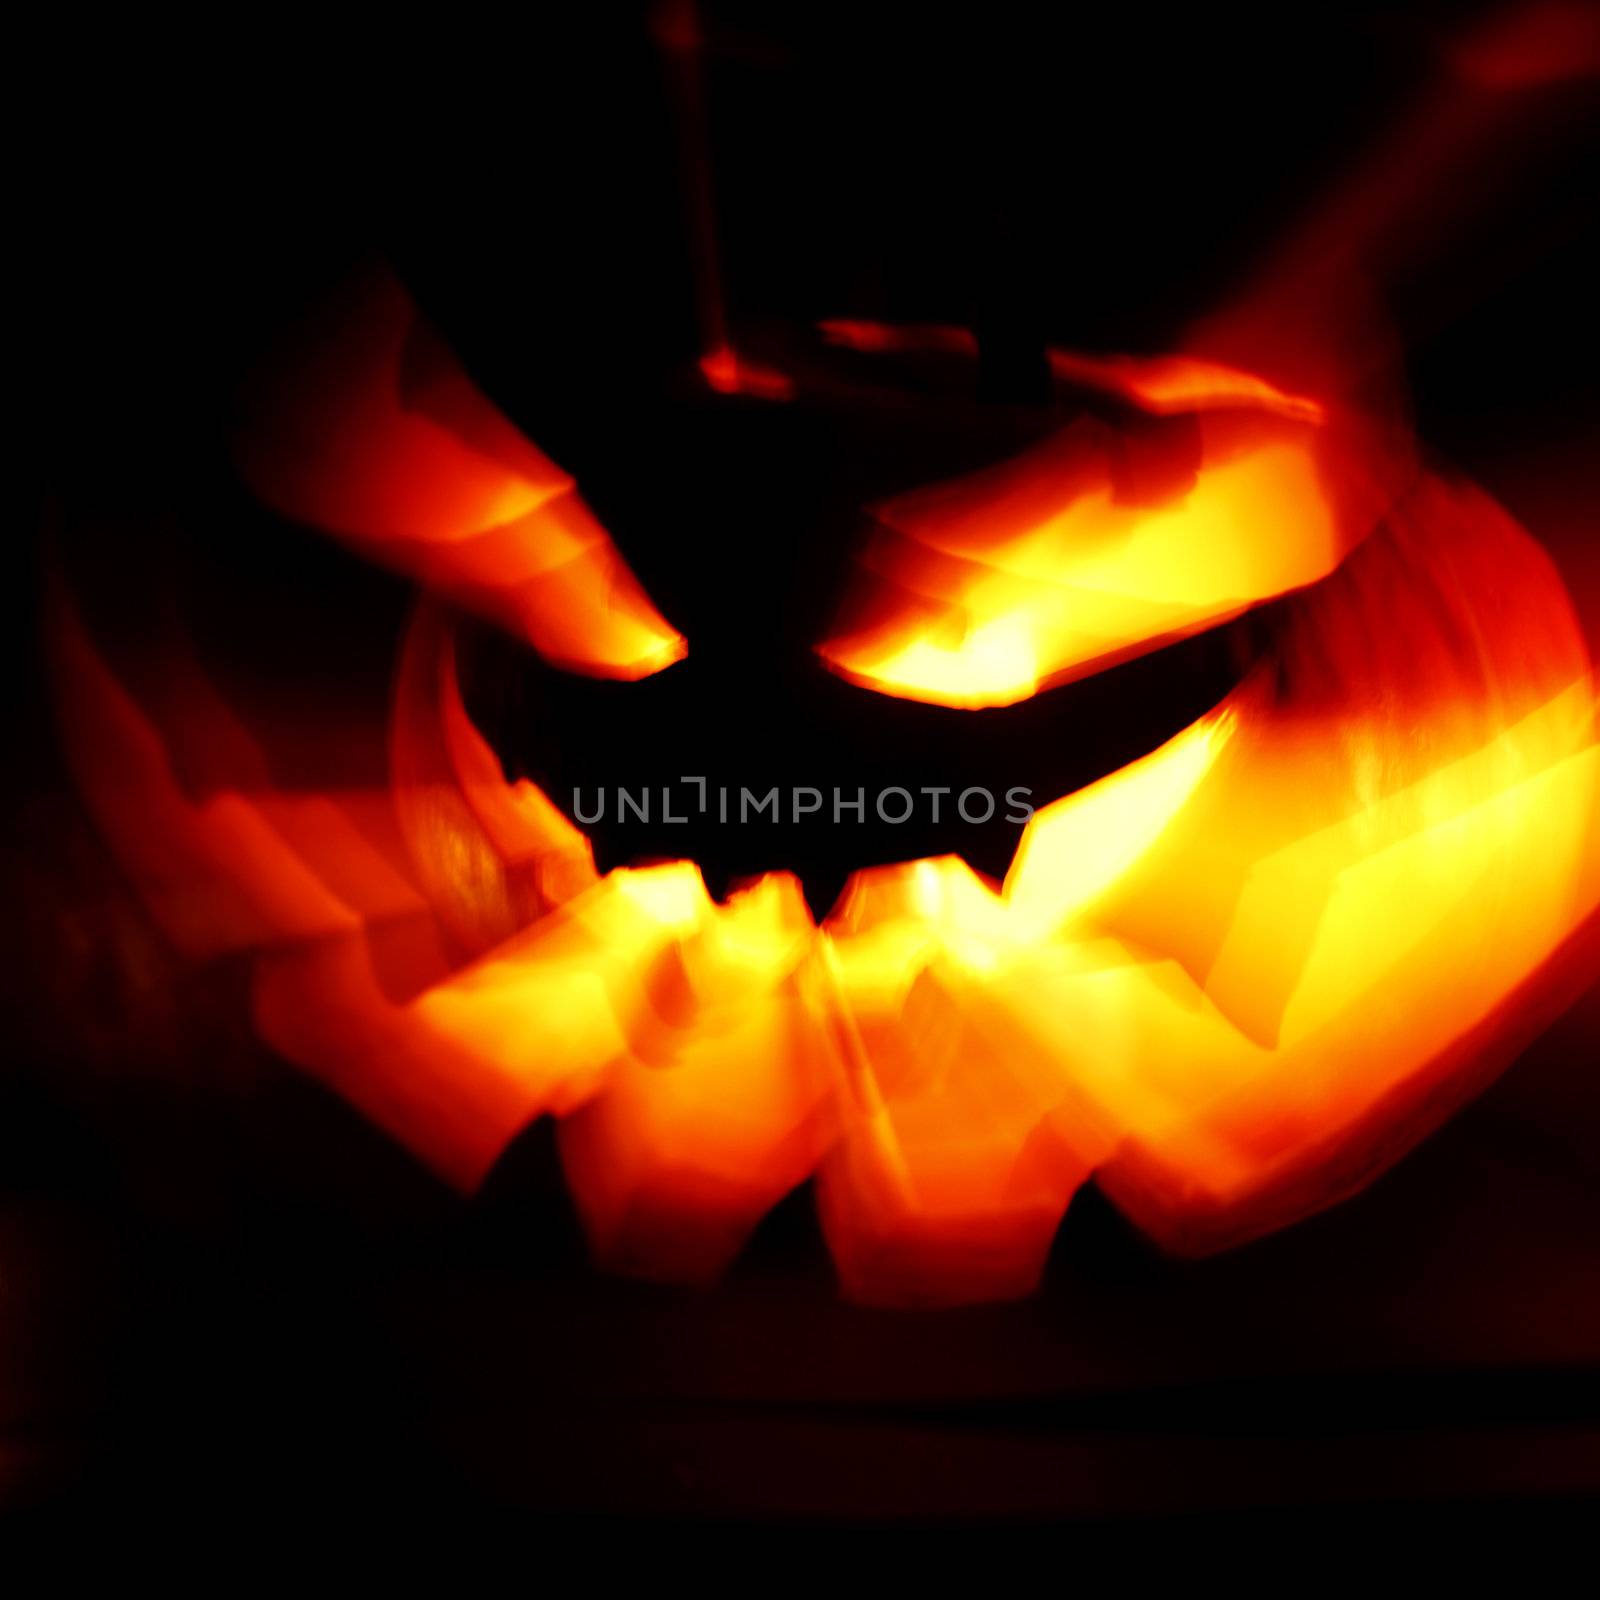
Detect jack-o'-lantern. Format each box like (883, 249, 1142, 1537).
(43, 4, 1600, 1307)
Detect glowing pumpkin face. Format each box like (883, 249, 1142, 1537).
(46, 240, 1600, 1308)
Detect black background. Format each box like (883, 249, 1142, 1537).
(8, 1, 1600, 1533)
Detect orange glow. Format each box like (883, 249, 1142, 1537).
(1044, 349, 1326, 424)
(993, 481, 1600, 1252)
(559, 870, 835, 1283)
(49, 416, 1600, 1295)
(814, 859, 1103, 1305)
(48, 203, 1600, 1305)
(390, 599, 598, 955)
(817, 319, 1323, 422)
(818, 408, 1364, 708)
(232, 264, 685, 679)
(698, 344, 795, 401)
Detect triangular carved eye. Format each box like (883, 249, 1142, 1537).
(815, 336, 1352, 711)
(231, 261, 686, 681)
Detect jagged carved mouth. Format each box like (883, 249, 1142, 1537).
(459, 599, 1252, 917)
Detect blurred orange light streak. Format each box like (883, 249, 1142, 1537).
(45, 7, 1600, 1295)
(232, 264, 685, 679)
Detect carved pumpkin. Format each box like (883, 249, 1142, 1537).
(43, 4, 1600, 1307)
(45, 244, 1599, 1307)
